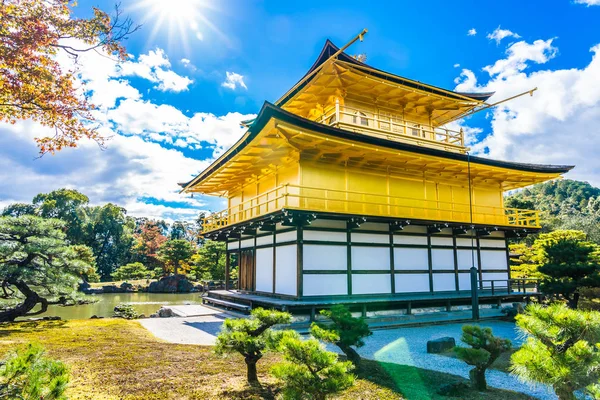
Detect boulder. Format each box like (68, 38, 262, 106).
(157, 307, 175, 318)
(120, 282, 135, 292)
(101, 285, 122, 293)
(148, 275, 194, 293)
(501, 302, 525, 322)
(427, 337, 456, 354)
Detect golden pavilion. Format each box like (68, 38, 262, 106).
(180, 32, 573, 313)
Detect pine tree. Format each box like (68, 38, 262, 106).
(510, 303, 600, 400)
(454, 325, 511, 391)
(310, 305, 372, 367)
(537, 234, 600, 308)
(271, 334, 355, 400)
(0, 216, 94, 322)
(0, 342, 69, 399)
(214, 308, 291, 384)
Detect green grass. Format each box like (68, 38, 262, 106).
(0, 319, 534, 399)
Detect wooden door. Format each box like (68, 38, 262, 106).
(238, 250, 255, 291)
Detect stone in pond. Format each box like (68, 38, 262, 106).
(427, 337, 456, 353)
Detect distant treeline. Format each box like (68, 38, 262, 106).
(1, 189, 224, 281)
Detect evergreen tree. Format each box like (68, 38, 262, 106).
(0, 216, 93, 322)
(537, 234, 600, 308)
(272, 334, 355, 400)
(310, 305, 372, 367)
(190, 240, 226, 280)
(0, 343, 69, 400)
(454, 325, 511, 391)
(215, 308, 291, 384)
(511, 304, 600, 400)
(111, 262, 152, 281)
(158, 239, 195, 275)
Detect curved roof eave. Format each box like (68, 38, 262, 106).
(277, 40, 495, 107)
(180, 101, 574, 191)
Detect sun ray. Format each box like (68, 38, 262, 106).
(127, 0, 226, 53)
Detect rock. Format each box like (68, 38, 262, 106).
(437, 382, 469, 396)
(501, 302, 525, 322)
(90, 315, 104, 319)
(148, 275, 194, 293)
(149, 313, 158, 318)
(102, 285, 122, 293)
(120, 282, 135, 292)
(427, 337, 456, 354)
(157, 307, 175, 318)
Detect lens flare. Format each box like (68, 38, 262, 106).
(129, 0, 227, 53)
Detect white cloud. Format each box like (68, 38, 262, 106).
(487, 26, 521, 44)
(119, 48, 193, 92)
(0, 41, 251, 221)
(221, 71, 248, 90)
(108, 98, 253, 157)
(467, 28, 477, 36)
(453, 63, 460, 68)
(574, 0, 600, 5)
(454, 38, 600, 185)
(482, 39, 558, 79)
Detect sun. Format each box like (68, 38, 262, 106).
(129, 0, 226, 53)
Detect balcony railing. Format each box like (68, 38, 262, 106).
(201, 184, 540, 233)
(315, 101, 466, 152)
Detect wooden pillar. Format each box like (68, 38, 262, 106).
(471, 266, 480, 320)
(225, 251, 230, 290)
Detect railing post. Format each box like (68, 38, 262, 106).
(335, 98, 340, 124)
(460, 128, 464, 147)
(470, 266, 480, 321)
(491, 280, 495, 295)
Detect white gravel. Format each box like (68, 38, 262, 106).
(140, 316, 557, 399)
(139, 314, 226, 345)
(351, 321, 557, 400)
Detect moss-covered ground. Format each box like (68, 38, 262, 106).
(0, 319, 534, 399)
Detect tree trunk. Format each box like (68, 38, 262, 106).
(555, 386, 576, 400)
(340, 344, 361, 367)
(469, 367, 487, 391)
(567, 293, 580, 309)
(0, 280, 42, 322)
(245, 354, 261, 384)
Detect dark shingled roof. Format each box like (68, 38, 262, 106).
(180, 102, 574, 190)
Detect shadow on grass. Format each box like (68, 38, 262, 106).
(0, 320, 67, 336)
(220, 381, 280, 400)
(357, 359, 446, 400)
(356, 359, 534, 400)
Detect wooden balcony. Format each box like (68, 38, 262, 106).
(201, 184, 540, 233)
(315, 102, 466, 153)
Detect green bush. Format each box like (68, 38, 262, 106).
(272, 334, 355, 400)
(510, 303, 600, 400)
(310, 305, 372, 366)
(214, 308, 291, 384)
(0, 342, 69, 399)
(454, 325, 511, 391)
(113, 303, 141, 319)
(111, 262, 152, 281)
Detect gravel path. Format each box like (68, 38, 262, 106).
(140, 316, 556, 399)
(139, 314, 226, 345)
(351, 321, 557, 400)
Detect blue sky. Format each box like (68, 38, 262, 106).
(1, 0, 600, 221)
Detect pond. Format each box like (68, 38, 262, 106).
(23, 293, 203, 320)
